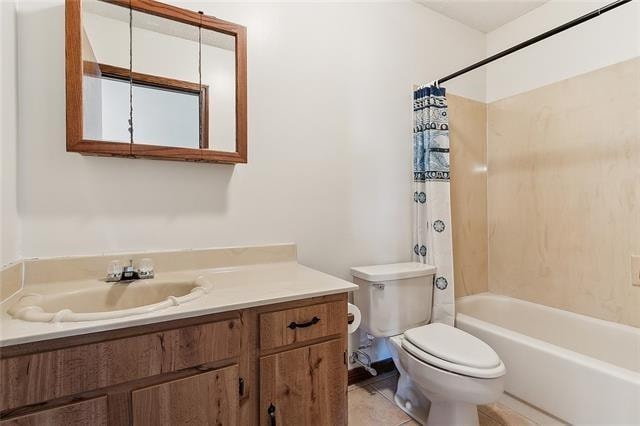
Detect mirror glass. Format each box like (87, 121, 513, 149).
(82, 0, 131, 143)
(201, 27, 237, 153)
(81, 0, 237, 151)
(131, 9, 201, 148)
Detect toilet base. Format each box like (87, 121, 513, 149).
(394, 393, 429, 426)
(393, 392, 479, 426)
(391, 351, 429, 424)
(426, 400, 479, 426)
(386, 334, 504, 426)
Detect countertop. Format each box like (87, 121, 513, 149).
(0, 261, 357, 347)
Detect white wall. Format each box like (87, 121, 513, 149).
(1, 0, 21, 267)
(486, 0, 640, 102)
(15, 1, 485, 282)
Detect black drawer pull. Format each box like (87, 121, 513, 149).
(268, 403, 276, 426)
(288, 316, 320, 329)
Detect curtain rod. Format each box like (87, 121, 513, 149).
(437, 0, 633, 85)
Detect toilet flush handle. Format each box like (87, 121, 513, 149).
(372, 283, 385, 290)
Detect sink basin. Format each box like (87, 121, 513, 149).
(8, 277, 212, 323)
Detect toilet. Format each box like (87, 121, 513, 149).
(351, 262, 505, 426)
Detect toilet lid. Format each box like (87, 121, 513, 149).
(401, 337, 506, 379)
(404, 323, 502, 370)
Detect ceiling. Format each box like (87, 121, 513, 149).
(417, 0, 549, 33)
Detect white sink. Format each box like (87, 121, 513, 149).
(8, 277, 212, 323)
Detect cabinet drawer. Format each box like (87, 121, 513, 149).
(260, 301, 346, 350)
(1, 319, 241, 411)
(0, 396, 107, 426)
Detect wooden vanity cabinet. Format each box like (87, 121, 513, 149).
(132, 366, 240, 425)
(0, 397, 108, 426)
(260, 339, 347, 426)
(0, 293, 348, 426)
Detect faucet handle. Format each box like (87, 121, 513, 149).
(138, 258, 154, 279)
(106, 260, 123, 282)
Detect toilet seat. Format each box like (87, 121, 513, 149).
(401, 323, 506, 379)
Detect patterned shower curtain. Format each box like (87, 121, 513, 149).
(412, 85, 455, 326)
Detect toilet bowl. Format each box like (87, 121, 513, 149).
(387, 323, 505, 425)
(351, 262, 506, 426)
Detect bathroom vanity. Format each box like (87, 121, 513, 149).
(0, 244, 356, 425)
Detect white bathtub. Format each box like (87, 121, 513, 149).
(456, 293, 640, 425)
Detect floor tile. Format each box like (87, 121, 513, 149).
(497, 394, 564, 426)
(350, 372, 538, 426)
(348, 386, 410, 426)
(479, 403, 537, 426)
(368, 373, 399, 402)
(480, 411, 503, 426)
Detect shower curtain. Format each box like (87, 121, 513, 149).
(412, 85, 455, 326)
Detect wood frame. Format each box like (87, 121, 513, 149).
(66, 0, 248, 163)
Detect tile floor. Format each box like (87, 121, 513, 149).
(348, 372, 538, 426)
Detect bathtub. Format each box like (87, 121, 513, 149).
(456, 293, 640, 425)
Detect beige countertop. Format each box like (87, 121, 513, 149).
(0, 260, 357, 348)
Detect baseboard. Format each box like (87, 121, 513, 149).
(348, 358, 396, 385)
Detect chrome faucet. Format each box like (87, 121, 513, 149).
(106, 259, 154, 283)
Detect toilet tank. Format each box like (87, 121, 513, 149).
(351, 262, 436, 337)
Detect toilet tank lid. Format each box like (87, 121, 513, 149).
(350, 262, 436, 282)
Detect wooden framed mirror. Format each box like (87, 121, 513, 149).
(66, 0, 247, 163)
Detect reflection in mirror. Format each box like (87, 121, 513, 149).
(201, 27, 237, 153)
(85, 65, 205, 148)
(82, 1, 206, 149)
(131, 10, 202, 148)
(82, 0, 130, 142)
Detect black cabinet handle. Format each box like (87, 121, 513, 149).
(268, 403, 276, 426)
(288, 316, 320, 329)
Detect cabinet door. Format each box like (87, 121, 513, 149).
(0, 397, 107, 426)
(132, 365, 239, 426)
(260, 339, 347, 426)
(1, 318, 240, 412)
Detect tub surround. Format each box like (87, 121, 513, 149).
(0, 243, 357, 347)
(448, 58, 640, 327)
(448, 93, 489, 298)
(488, 57, 640, 328)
